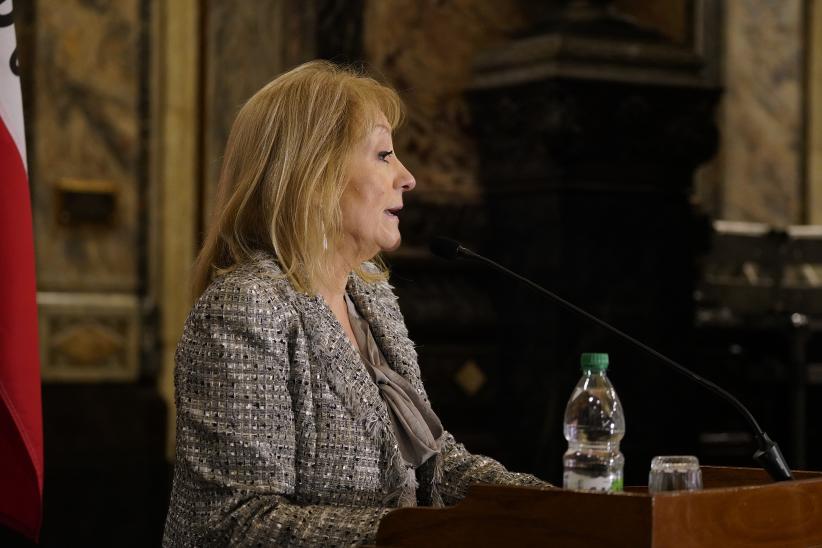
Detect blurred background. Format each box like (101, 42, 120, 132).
(5, 0, 822, 545)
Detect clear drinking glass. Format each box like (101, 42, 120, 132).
(648, 455, 703, 494)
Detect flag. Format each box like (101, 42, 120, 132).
(0, 0, 44, 541)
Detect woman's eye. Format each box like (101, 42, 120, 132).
(378, 150, 394, 162)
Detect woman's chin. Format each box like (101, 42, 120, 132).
(380, 234, 402, 253)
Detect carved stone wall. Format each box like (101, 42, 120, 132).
(361, 2, 532, 462)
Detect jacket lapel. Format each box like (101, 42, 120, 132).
(348, 273, 444, 506)
(250, 252, 390, 437)
(250, 253, 413, 504)
(347, 275, 424, 396)
(297, 282, 416, 505)
(296, 290, 391, 437)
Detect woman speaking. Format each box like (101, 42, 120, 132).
(163, 60, 547, 547)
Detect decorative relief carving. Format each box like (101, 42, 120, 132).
(455, 359, 487, 396)
(51, 322, 125, 366)
(38, 292, 140, 381)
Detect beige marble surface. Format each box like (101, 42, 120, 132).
(721, 0, 804, 225)
(31, 0, 142, 291)
(808, 0, 822, 224)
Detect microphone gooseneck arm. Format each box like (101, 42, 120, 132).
(430, 237, 794, 482)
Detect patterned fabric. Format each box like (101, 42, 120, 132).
(345, 292, 443, 471)
(163, 251, 547, 547)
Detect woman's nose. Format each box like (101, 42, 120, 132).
(398, 162, 416, 192)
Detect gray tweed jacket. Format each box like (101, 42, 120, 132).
(163, 251, 545, 547)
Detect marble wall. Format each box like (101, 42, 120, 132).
(23, 0, 147, 380)
(200, 0, 316, 224)
(720, 0, 805, 225)
(16, 3, 163, 540)
(810, 0, 822, 224)
(362, 1, 706, 205)
(202, 0, 288, 222)
(363, 0, 528, 203)
(363, 0, 810, 227)
(31, 0, 144, 291)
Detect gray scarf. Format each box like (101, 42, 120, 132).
(345, 294, 444, 504)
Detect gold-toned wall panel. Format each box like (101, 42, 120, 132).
(32, 0, 142, 291)
(38, 292, 140, 381)
(155, 0, 201, 457)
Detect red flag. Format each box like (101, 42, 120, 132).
(0, 0, 44, 541)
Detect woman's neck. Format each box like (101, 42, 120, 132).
(316, 250, 356, 304)
(314, 248, 364, 350)
(317, 237, 375, 302)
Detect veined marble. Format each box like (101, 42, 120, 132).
(721, 0, 804, 225)
(31, 0, 143, 291)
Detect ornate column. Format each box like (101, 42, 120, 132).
(467, 0, 721, 482)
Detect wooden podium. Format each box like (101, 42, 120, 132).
(375, 467, 822, 547)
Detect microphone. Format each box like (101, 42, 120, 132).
(429, 236, 794, 482)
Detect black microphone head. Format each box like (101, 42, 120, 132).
(429, 236, 462, 260)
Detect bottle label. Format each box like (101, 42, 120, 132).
(564, 470, 624, 492)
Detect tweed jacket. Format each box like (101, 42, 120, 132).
(163, 251, 545, 547)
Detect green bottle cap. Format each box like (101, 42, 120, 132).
(581, 353, 609, 372)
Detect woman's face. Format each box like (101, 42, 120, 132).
(339, 113, 416, 260)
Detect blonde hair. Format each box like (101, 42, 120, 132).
(192, 60, 404, 298)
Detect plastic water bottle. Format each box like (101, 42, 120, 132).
(563, 352, 625, 492)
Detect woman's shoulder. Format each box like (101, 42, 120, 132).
(176, 253, 300, 380)
(193, 251, 298, 318)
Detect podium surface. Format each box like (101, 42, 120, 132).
(375, 467, 822, 547)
